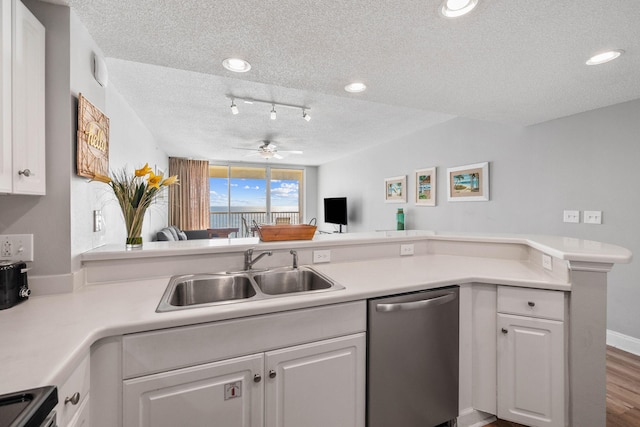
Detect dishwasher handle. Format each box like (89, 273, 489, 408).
(375, 292, 457, 312)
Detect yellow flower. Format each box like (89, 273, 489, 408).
(91, 173, 112, 184)
(147, 171, 163, 189)
(135, 163, 152, 177)
(161, 175, 179, 186)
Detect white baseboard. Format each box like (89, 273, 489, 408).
(457, 407, 496, 427)
(607, 329, 640, 356)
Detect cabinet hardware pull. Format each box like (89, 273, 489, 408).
(528, 301, 535, 307)
(253, 374, 262, 383)
(18, 169, 32, 177)
(64, 392, 80, 405)
(501, 328, 508, 334)
(269, 370, 277, 379)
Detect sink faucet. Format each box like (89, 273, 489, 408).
(290, 250, 298, 269)
(244, 248, 272, 270)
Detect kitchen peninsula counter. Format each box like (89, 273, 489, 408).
(0, 231, 631, 426)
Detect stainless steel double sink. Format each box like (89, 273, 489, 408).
(156, 266, 344, 312)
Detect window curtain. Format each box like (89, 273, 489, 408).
(168, 157, 210, 230)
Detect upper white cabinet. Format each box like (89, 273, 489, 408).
(0, 0, 45, 195)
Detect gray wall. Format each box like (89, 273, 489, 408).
(318, 99, 640, 340)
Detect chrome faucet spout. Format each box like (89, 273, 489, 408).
(290, 250, 298, 269)
(244, 248, 272, 270)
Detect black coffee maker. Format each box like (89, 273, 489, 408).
(0, 261, 31, 310)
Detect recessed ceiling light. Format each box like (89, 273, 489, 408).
(222, 58, 251, 73)
(345, 82, 367, 93)
(440, 0, 478, 18)
(586, 50, 624, 66)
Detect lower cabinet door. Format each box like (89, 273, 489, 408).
(264, 333, 366, 427)
(123, 353, 264, 427)
(497, 314, 565, 427)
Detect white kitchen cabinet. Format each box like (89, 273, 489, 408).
(264, 333, 365, 427)
(497, 287, 566, 427)
(123, 334, 365, 427)
(56, 353, 91, 427)
(0, 0, 45, 195)
(123, 353, 264, 427)
(119, 302, 367, 427)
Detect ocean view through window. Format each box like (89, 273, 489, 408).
(209, 165, 303, 236)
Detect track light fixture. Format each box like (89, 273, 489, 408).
(226, 96, 311, 122)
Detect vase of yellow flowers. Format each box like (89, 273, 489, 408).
(93, 163, 178, 249)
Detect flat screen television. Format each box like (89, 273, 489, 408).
(324, 197, 348, 232)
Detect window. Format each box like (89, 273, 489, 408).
(209, 165, 303, 237)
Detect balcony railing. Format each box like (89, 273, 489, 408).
(210, 211, 300, 237)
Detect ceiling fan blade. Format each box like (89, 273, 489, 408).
(233, 147, 259, 151)
(273, 153, 284, 159)
(279, 150, 303, 154)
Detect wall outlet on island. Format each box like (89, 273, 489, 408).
(400, 244, 414, 256)
(542, 253, 553, 271)
(313, 250, 331, 263)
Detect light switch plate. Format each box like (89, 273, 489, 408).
(563, 210, 579, 223)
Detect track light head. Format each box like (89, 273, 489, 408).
(230, 99, 239, 115)
(302, 109, 311, 122)
(270, 105, 277, 120)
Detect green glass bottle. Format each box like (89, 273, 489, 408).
(396, 208, 405, 230)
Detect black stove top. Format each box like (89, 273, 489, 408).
(0, 386, 57, 427)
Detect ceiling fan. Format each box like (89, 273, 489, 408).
(236, 141, 303, 160)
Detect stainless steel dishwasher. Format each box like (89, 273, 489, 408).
(368, 286, 459, 427)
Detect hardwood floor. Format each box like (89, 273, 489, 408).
(483, 346, 640, 427)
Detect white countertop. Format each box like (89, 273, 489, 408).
(1, 231, 631, 395)
(81, 230, 633, 264)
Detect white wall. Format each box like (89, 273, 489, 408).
(69, 10, 169, 269)
(318, 99, 640, 340)
(0, 3, 168, 289)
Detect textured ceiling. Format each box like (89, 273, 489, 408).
(62, 0, 640, 165)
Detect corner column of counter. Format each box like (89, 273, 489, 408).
(567, 261, 613, 427)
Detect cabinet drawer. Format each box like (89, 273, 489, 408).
(498, 286, 565, 321)
(56, 353, 91, 426)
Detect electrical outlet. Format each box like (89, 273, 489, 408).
(0, 234, 34, 262)
(563, 210, 579, 223)
(313, 250, 331, 263)
(542, 253, 553, 271)
(400, 244, 414, 256)
(584, 210, 602, 225)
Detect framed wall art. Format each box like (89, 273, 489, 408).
(415, 167, 436, 206)
(447, 162, 489, 202)
(77, 93, 110, 179)
(384, 175, 407, 203)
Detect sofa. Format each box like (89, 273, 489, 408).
(156, 225, 210, 241)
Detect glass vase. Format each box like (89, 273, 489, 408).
(125, 236, 143, 250)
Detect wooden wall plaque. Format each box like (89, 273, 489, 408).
(77, 93, 109, 178)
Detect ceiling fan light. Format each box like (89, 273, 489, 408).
(586, 49, 624, 65)
(440, 0, 478, 17)
(222, 58, 252, 73)
(345, 82, 367, 93)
